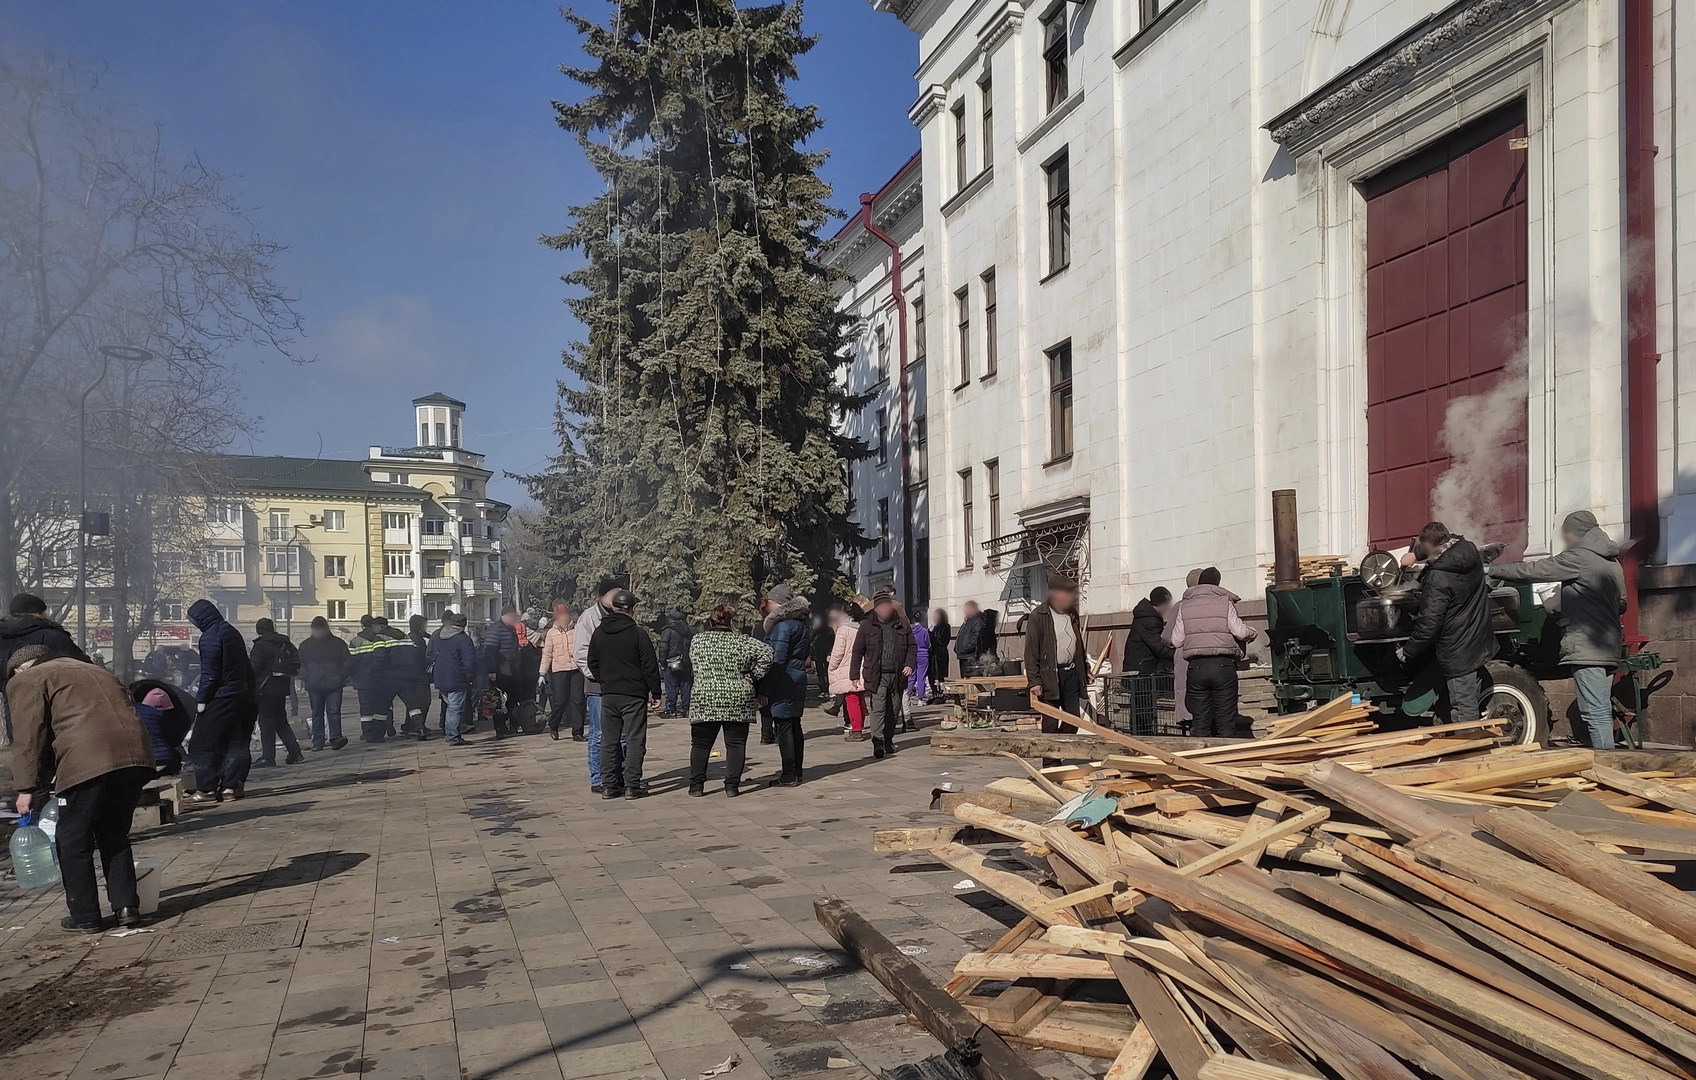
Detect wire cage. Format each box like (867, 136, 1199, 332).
(1101, 672, 1183, 736)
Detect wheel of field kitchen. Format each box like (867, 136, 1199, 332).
(1483, 661, 1549, 748)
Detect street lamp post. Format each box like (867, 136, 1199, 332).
(78, 345, 152, 652)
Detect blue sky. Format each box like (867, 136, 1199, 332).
(4, 1, 919, 504)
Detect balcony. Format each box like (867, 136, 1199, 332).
(458, 535, 494, 553)
(421, 576, 457, 594)
(420, 533, 455, 551)
(260, 572, 307, 590)
(212, 570, 247, 590)
(384, 574, 417, 593)
(208, 521, 245, 543)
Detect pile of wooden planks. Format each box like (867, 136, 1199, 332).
(1262, 555, 1350, 583)
(840, 709, 1696, 1080)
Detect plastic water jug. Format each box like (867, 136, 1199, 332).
(9, 813, 61, 889)
(37, 796, 61, 841)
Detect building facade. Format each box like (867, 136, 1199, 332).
(875, 0, 1695, 736)
(825, 154, 929, 608)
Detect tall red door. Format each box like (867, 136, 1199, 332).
(1365, 103, 1529, 554)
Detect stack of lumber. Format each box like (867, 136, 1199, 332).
(836, 706, 1696, 1080)
(1255, 693, 1378, 741)
(1262, 556, 1350, 584)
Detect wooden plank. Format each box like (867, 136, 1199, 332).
(1586, 764, 1696, 815)
(1368, 748, 1591, 791)
(1264, 692, 1359, 739)
(1118, 809, 1348, 871)
(1176, 806, 1329, 880)
(1477, 804, 1696, 954)
(1156, 789, 1258, 814)
(986, 776, 1063, 808)
(945, 916, 1039, 999)
(953, 953, 1115, 981)
(1195, 1001, 1322, 1079)
(928, 843, 1082, 928)
(982, 984, 1047, 1027)
(951, 802, 1049, 846)
(1198, 1060, 1321, 1080)
(1111, 955, 1212, 1080)
(1036, 881, 1121, 915)
(1102, 1021, 1159, 1080)
(875, 824, 963, 852)
(1127, 859, 1684, 1080)
(814, 897, 1047, 1080)
(1000, 1009, 1137, 1059)
(1293, 760, 1465, 840)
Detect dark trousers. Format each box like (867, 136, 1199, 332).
(1184, 655, 1240, 738)
(662, 668, 692, 716)
(398, 681, 432, 732)
(357, 685, 392, 719)
(772, 717, 805, 779)
(548, 671, 581, 734)
(689, 722, 749, 786)
(256, 690, 301, 763)
(868, 673, 903, 749)
(599, 694, 650, 791)
(57, 767, 152, 923)
(1039, 664, 1084, 734)
(188, 694, 256, 792)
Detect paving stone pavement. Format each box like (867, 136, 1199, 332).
(0, 711, 1102, 1080)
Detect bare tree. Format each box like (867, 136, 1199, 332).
(0, 54, 301, 613)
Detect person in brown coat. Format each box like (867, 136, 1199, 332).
(8, 646, 156, 932)
(1024, 574, 1086, 734)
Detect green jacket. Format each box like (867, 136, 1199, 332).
(687, 628, 774, 725)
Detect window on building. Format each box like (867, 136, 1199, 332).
(326, 599, 347, 621)
(911, 417, 929, 484)
(1139, 0, 1164, 29)
(451, 420, 460, 446)
(425, 559, 447, 579)
(461, 556, 481, 579)
(207, 500, 243, 526)
(959, 469, 974, 567)
(390, 473, 410, 486)
(912, 297, 926, 364)
(383, 512, 410, 532)
(324, 554, 347, 579)
(321, 509, 346, 532)
(982, 269, 998, 377)
(157, 599, 183, 621)
(1048, 340, 1075, 461)
(265, 547, 300, 576)
(980, 75, 994, 169)
(1046, 151, 1071, 274)
(435, 422, 446, 444)
(385, 597, 411, 621)
(460, 519, 476, 538)
(267, 509, 290, 542)
(99, 600, 113, 623)
(488, 557, 502, 581)
(386, 551, 413, 577)
(1043, 7, 1069, 111)
(271, 597, 294, 621)
(422, 517, 446, 536)
(425, 599, 447, 621)
(955, 286, 971, 385)
(952, 101, 968, 190)
(156, 554, 184, 577)
(876, 407, 889, 466)
(874, 325, 889, 384)
(207, 547, 245, 574)
(878, 499, 891, 562)
(986, 459, 1002, 541)
(487, 598, 500, 621)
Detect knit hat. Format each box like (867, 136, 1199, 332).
(1186, 568, 1204, 588)
(7, 593, 46, 616)
(142, 688, 173, 711)
(596, 575, 623, 597)
(310, 616, 329, 630)
(870, 590, 894, 607)
(448, 611, 467, 627)
(255, 618, 275, 635)
(767, 584, 796, 604)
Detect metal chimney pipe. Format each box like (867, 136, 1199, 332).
(1272, 489, 1301, 591)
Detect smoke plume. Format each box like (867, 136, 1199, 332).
(1430, 347, 1528, 547)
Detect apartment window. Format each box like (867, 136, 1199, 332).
(267, 509, 290, 542)
(98, 600, 113, 623)
(985, 460, 1002, 541)
(323, 554, 347, 579)
(952, 101, 968, 190)
(383, 512, 410, 532)
(156, 554, 184, 577)
(460, 519, 476, 538)
(955, 287, 971, 385)
(386, 551, 413, 577)
(390, 473, 410, 486)
(271, 597, 294, 621)
(488, 598, 500, 622)
(1048, 341, 1076, 461)
(873, 325, 888, 384)
(1139, 0, 1164, 29)
(959, 469, 974, 567)
(488, 557, 502, 581)
(425, 559, 447, 579)
(385, 597, 411, 620)
(911, 417, 929, 483)
(265, 547, 300, 576)
(980, 75, 994, 169)
(912, 297, 926, 364)
(420, 422, 430, 445)
(207, 500, 243, 526)
(321, 509, 346, 532)
(981, 269, 998, 377)
(1043, 7, 1069, 111)
(878, 499, 891, 562)
(435, 422, 446, 444)
(326, 599, 347, 621)
(157, 600, 183, 621)
(207, 548, 245, 574)
(1045, 151, 1071, 274)
(876, 407, 889, 466)
(461, 556, 481, 580)
(422, 517, 446, 536)
(425, 599, 447, 621)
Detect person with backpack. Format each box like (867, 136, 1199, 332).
(249, 619, 303, 767)
(658, 608, 694, 718)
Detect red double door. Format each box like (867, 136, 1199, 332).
(1365, 103, 1530, 555)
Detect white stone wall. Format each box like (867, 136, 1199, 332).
(884, 0, 1670, 619)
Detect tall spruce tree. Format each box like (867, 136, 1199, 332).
(530, 0, 865, 616)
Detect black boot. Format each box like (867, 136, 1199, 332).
(724, 779, 741, 798)
(688, 781, 706, 797)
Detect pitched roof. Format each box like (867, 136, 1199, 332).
(195, 455, 417, 499)
(412, 392, 466, 408)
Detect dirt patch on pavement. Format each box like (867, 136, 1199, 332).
(0, 963, 175, 1056)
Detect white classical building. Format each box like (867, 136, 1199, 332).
(826, 154, 931, 608)
(873, 0, 1693, 686)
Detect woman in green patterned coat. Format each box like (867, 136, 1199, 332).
(687, 604, 774, 798)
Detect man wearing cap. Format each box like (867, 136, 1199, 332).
(849, 590, 914, 761)
(587, 590, 662, 799)
(1489, 510, 1628, 747)
(1024, 574, 1087, 734)
(575, 577, 625, 792)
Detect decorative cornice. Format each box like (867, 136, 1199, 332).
(872, 0, 925, 23)
(909, 84, 948, 128)
(941, 166, 994, 219)
(1266, 0, 1554, 152)
(1017, 87, 1083, 157)
(977, 2, 1025, 52)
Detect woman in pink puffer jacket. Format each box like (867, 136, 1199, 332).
(827, 598, 869, 741)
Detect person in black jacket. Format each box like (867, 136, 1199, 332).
(249, 619, 303, 767)
(397, 614, 433, 739)
(0, 593, 89, 737)
(587, 591, 661, 800)
(928, 610, 952, 695)
(657, 609, 694, 718)
(184, 599, 256, 800)
(1397, 522, 1498, 723)
(297, 617, 351, 751)
(1123, 588, 1174, 676)
(850, 592, 916, 760)
(350, 615, 401, 743)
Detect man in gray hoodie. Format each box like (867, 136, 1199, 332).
(1490, 511, 1627, 748)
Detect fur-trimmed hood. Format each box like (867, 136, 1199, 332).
(761, 595, 810, 633)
